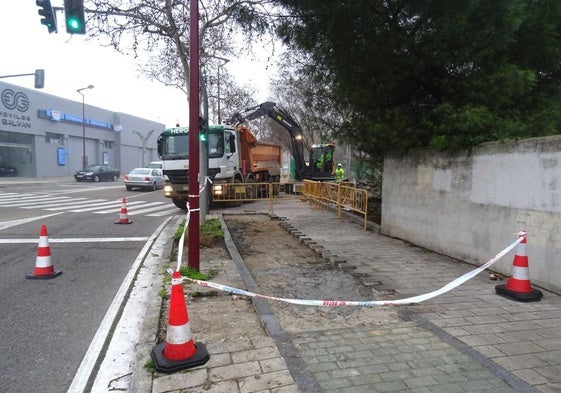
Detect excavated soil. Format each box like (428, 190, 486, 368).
(161, 213, 401, 346)
(222, 214, 401, 333)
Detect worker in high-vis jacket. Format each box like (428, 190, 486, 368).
(335, 163, 345, 181)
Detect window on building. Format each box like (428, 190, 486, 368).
(104, 140, 113, 149)
(46, 132, 63, 145)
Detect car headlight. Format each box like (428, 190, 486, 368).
(85, 172, 93, 175)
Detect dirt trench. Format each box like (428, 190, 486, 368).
(222, 214, 401, 333)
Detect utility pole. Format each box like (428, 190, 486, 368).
(187, 0, 200, 271)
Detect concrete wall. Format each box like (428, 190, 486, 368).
(381, 135, 561, 294)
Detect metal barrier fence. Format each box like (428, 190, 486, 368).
(301, 180, 369, 230)
(211, 180, 369, 230)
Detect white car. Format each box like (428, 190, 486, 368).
(124, 168, 165, 191)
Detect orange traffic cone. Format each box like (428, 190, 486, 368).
(496, 232, 543, 302)
(115, 197, 133, 224)
(151, 271, 210, 373)
(26, 224, 62, 280)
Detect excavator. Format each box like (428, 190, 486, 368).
(229, 101, 336, 181)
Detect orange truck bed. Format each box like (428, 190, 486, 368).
(237, 125, 281, 177)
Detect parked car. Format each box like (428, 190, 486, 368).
(74, 165, 120, 182)
(0, 163, 18, 177)
(124, 167, 165, 191)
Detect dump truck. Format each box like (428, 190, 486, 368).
(157, 124, 281, 209)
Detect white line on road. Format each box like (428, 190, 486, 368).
(0, 213, 63, 230)
(0, 237, 150, 244)
(67, 216, 174, 393)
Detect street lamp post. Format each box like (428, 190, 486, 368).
(215, 57, 229, 124)
(76, 85, 94, 168)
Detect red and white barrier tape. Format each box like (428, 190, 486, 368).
(171, 234, 524, 306)
(175, 177, 213, 272)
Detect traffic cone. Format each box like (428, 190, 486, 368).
(114, 197, 133, 224)
(26, 224, 62, 280)
(151, 271, 210, 373)
(496, 232, 543, 302)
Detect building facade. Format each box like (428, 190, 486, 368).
(0, 80, 164, 178)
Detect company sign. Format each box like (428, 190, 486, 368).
(0, 88, 32, 128)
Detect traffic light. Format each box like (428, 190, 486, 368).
(199, 127, 207, 142)
(36, 0, 57, 34)
(64, 0, 86, 34)
(199, 118, 208, 143)
(34, 69, 45, 89)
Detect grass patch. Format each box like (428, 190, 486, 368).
(180, 266, 211, 281)
(173, 218, 224, 247)
(200, 218, 223, 238)
(144, 359, 156, 373)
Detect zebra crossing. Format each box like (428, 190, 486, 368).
(0, 191, 180, 217)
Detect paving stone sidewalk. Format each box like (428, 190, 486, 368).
(131, 198, 559, 392)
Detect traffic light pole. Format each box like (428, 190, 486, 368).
(0, 69, 45, 88)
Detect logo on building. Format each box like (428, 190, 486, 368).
(1, 88, 29, 112)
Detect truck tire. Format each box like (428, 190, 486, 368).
(245, 177, 256, 200)
(172, 198, 188, 210)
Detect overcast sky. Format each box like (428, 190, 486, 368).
(2, 2, 273, 128)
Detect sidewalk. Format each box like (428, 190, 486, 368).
(124, 197, 559, 393)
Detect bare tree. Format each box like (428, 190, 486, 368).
(85, 0, 282, 121)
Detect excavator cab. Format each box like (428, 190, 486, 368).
(309, 144, 335, 175)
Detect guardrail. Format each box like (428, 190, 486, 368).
(211, 180, 369, 230)
(301, 180, 369, 230)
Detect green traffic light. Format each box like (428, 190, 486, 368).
(67, 18, 81, 30)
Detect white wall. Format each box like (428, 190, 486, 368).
(381, 135, 561, 294)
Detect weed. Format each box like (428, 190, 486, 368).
(144, 359, 156, 373)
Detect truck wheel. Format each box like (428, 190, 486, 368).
(172, 198, 188, 210)
(245, 178, 256, 200)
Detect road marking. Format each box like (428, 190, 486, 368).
(0, 196, 73, 206)
(68, 216, 174, 393)
(0, 237, 150, 244)
(0, 212, 63, 230)
(0, 191, 178, 217)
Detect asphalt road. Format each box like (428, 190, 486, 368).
(0, 180, 183, 393)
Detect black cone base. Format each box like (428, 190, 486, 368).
(495, 284, 543, 302)
(151, 341, 210, 373)
(26, 270, 62, 280)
